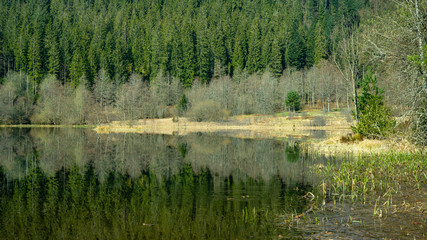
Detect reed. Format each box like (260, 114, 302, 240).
(316, 152, 426, 203)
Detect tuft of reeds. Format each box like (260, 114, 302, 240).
(316, 152, 426, 203)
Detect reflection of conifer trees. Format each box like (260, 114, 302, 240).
(0, 129, 335, 186)
(0, 155, 318, 239)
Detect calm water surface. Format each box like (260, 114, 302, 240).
(0, 128, 331, 239)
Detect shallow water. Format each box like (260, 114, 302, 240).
(0, 128, 335, 239)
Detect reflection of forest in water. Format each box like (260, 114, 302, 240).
(0, 128, 332, 239)
(0, 128, 327, 184)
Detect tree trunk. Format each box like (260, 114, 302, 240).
(322, 98, 325, 112)
(346, 86, 350, 112)
(336, 84, 340, 109)
(353, 75, 359, 122)
(312, 91, 315, 107)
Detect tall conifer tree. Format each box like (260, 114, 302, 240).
(247, 22, 262, 74)
(270, 38, 282, 78)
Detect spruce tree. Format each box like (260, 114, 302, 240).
(353, 70, 395, 138)
(182, 28, 196, 87)
(305, 23, 316, 68)
(151, 28, 162, 78)
(87, 38, 100, 87)
(287, 21, 306, 70)
(46, 23, 60, 77)
(16, 24, 29, 72)
(247, 22, 262, 74)
(270, 38, 282, 78)
(214, 27, 227, 70)
(70, 50, 85, 87)
(232, 28, 247, 74)
(261, 33, 272, 72)
(198, 29, 213, 83)
(314, 21, 327, 64)
(28, 32, 42, 89)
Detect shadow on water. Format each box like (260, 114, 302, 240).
(0, 128, 333, 239)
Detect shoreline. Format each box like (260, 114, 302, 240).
(2, 113, 421, 154)
(94, 115, 421, 154)
(0, 124, 95, 128)
(94, 115, 352, 138)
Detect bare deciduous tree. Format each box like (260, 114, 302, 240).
(359, 0, 426, 144)
(334, 29, 361, 121)
(93, 69, 116, 123)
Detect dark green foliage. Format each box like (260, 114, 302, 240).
(247, 22, 262, 74)
(305, 25, 316, 68)
(45, 23, 60, 77)
(177, 94, 188, 116)
(314, 21, 327, 64)
(285, 143, 300, 163)
(182, 27, 196, 87)
(285, 91, 301, 112)
(357, 70, 383, 113)
(178, 143, 188, 158)
(353, 98, 395, 138)
(340, 0, 361, 29)
(270, 38, 282, 78)
(0, 0, 370, 125)
(0, 0, 364, 85)
(352, 71, 395, 138)
(198, 27, 213, 83)
(27, 32, 42, 86)
(213, 27, 228, 71)
(70, 50, 86, 87)
(287, 22, 306, 70)
(232, 28, 247, 73)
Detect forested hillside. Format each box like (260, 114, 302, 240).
(0, 0, 425, 144)
(0, 0, 363, 84)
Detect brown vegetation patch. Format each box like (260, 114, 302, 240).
(312, 136, 422, 155)
(94, 114, 351, 139)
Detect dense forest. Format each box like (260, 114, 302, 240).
(0, 0, 363, 84)
(0, 0, 425, 143)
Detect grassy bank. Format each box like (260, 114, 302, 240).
(312, 137, 421, 155)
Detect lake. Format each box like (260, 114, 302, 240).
(0, 128, 334, 239)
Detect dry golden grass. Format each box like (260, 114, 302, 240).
(94, 113, 423, 154)
(312, 136, 421, 155)
(95, 114, 351, 139)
